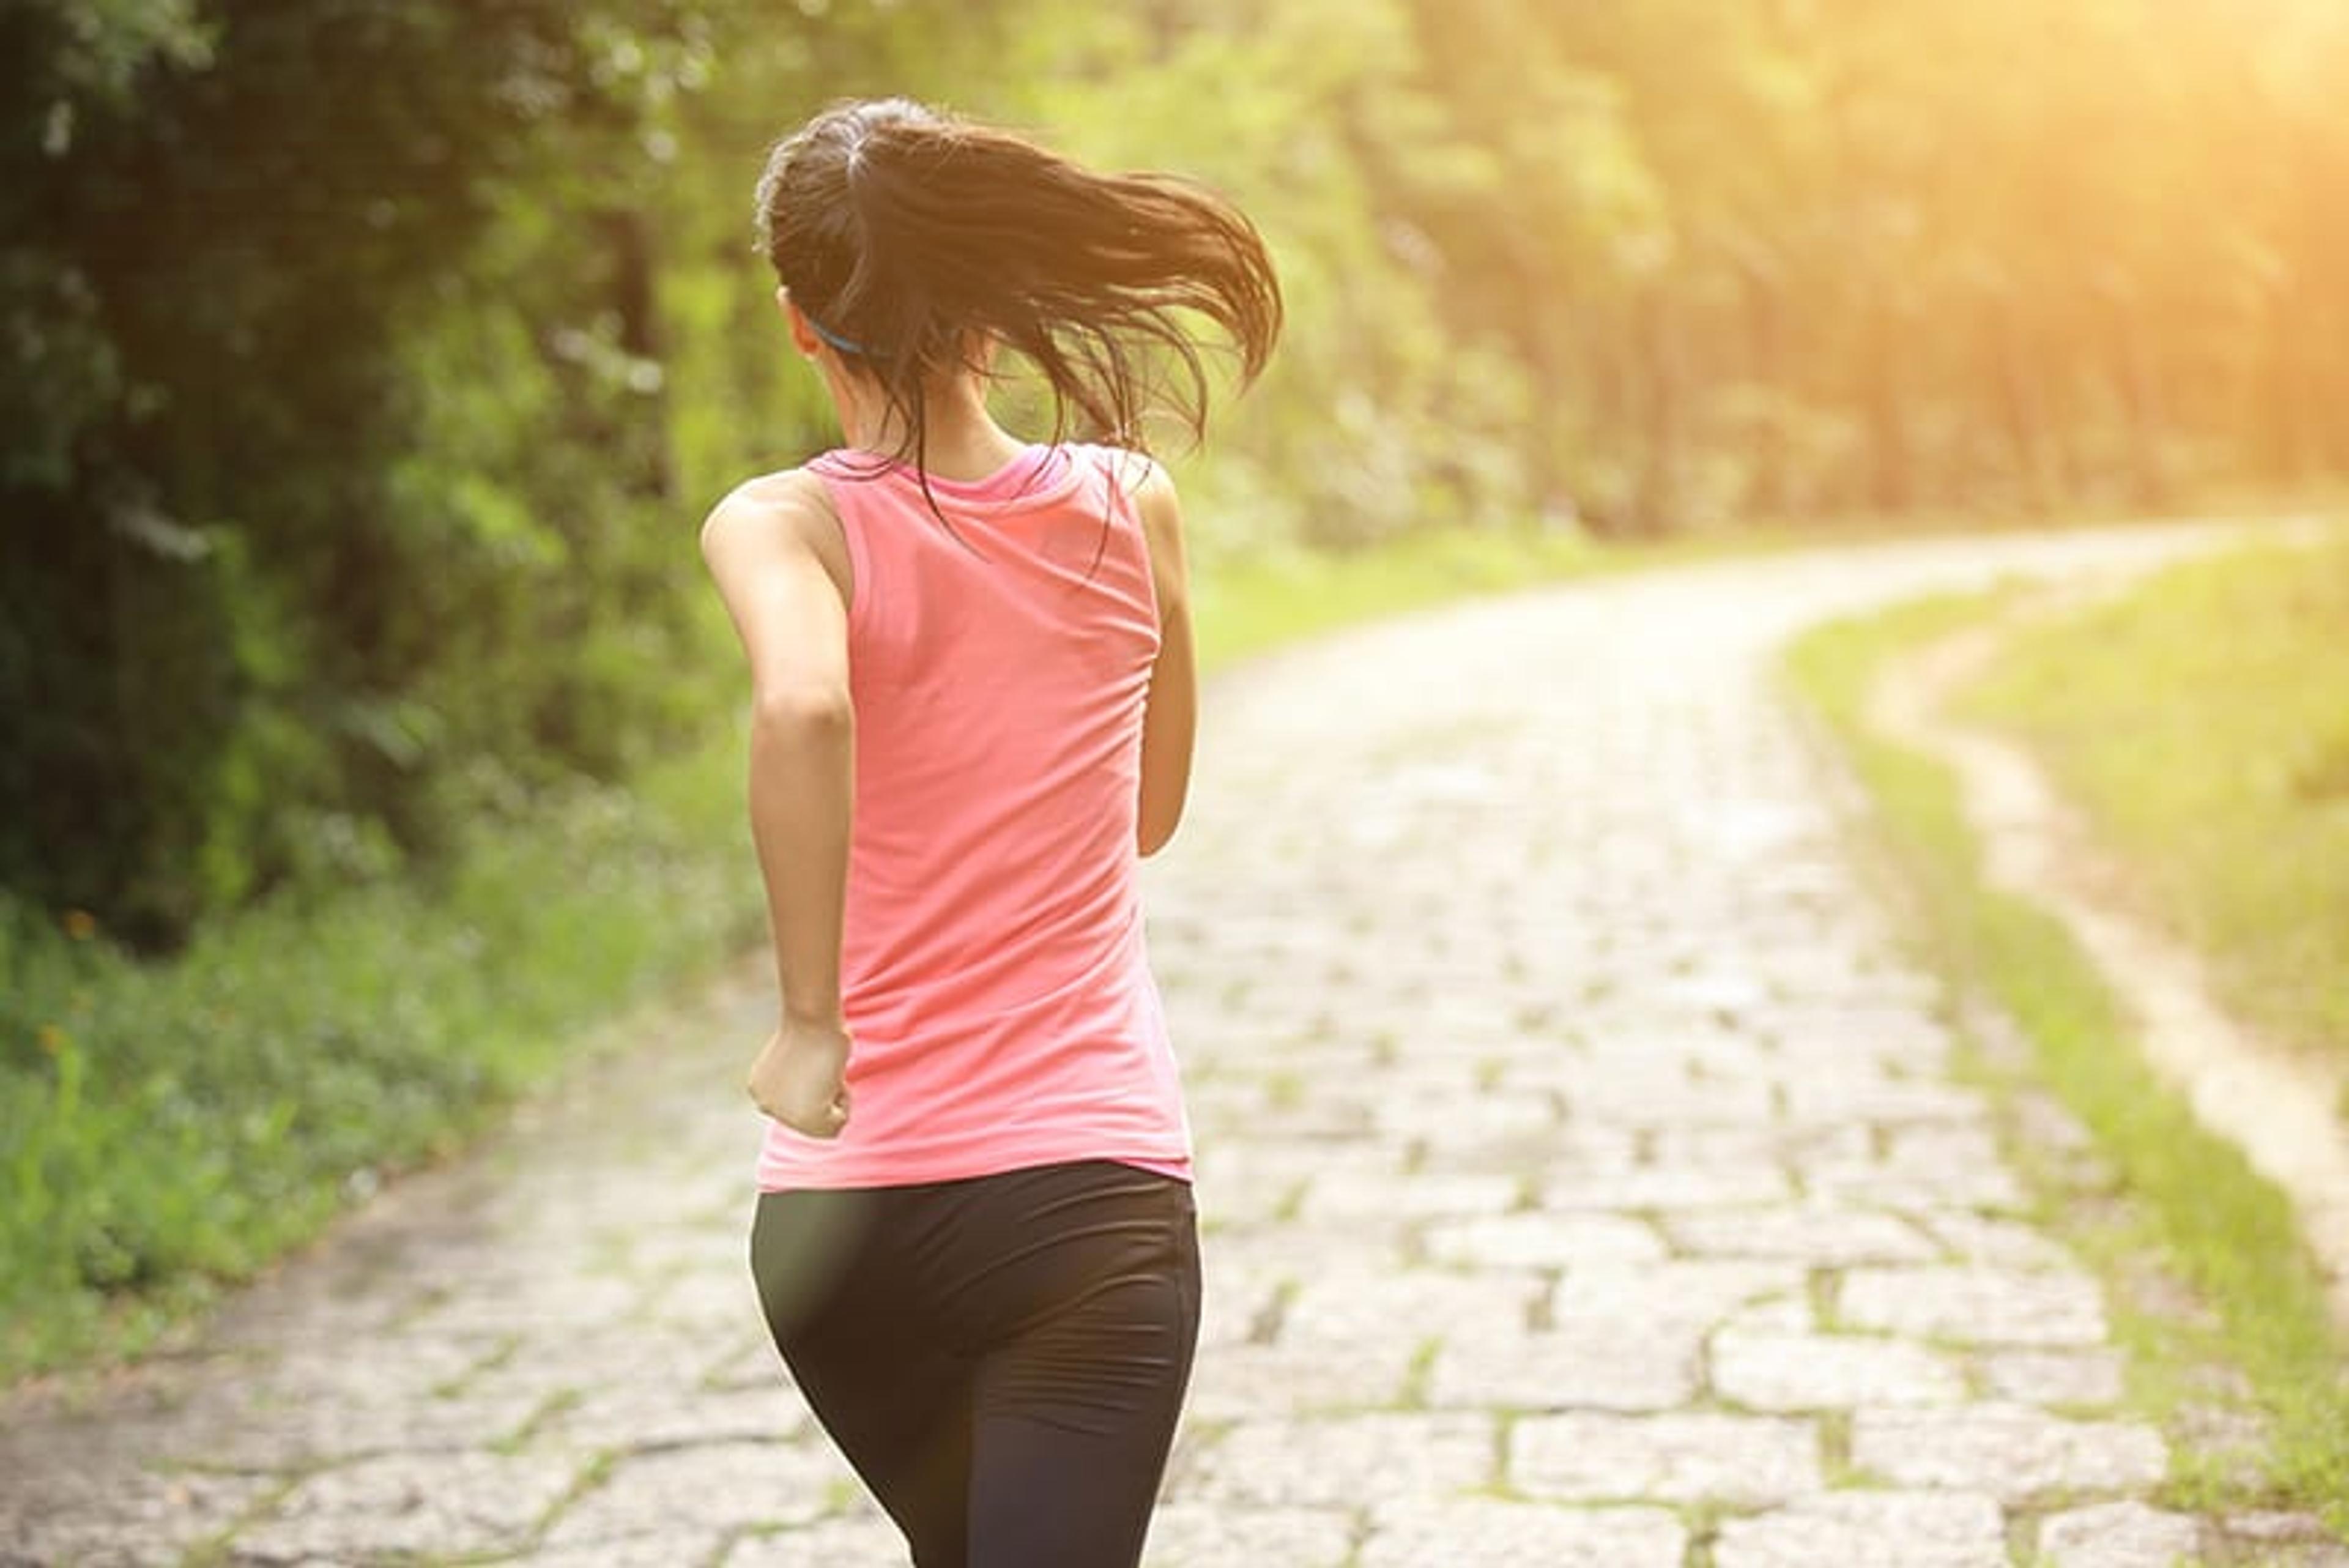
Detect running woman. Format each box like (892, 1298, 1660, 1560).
(698, 97, 1280, 1567)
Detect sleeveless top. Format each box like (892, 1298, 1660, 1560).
(754, 442, 1193, 1191)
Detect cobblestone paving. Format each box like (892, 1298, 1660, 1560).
(6, 525, 2344, 1567)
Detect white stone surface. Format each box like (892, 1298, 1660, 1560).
(1713, 1490, 2009, 1567)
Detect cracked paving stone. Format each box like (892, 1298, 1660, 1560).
(1663, 1206, 1942, 1266)
(396, 1272, 650, 1337)
(1510, 1411, 1822, 1506)
(1181, 1335, 1419, 1420)
(2216, 1513, 2349, 1567)
(1557, 1075, 1779, 1126)
(1187, 1414, 1496, 1509)
(1548, 1260, 1809, 1326)
(232, 1449, 582, 1562)
(1975, 1348, 2128, 1408)
(1711, 1330, 1967, 1410)
(1779, 1076, 1987, 1124)
(699, 1332, 794, 1393)
(168, 1388, 552, 1470)
(1192, 1266, 1288, 1350)
(1850, 1403, 2167, 1501)
(1839, 1265, 2110, 1346)
(1422, 1213, 1666, 1270)
(484, 1531, 732, 1567)
(1140, 1503, 1356, 1567)
(1356, 1501, 1686, 1567)
(1375, 1094, 1564, 1151)
(1278, 1267, 1543, 1347)
(1426, 1321, 1701, 1411)
(1804, 1161, 2031, 1211)
(1, 1469, 276, 1568)
(1917, 1211, 2079, 1270)
(2035, 1500, 2203, 1567)
(1712, 1490, 2009, 1568)
(543, 1438, 858, 1547)
(721, 1509, 907, 1566)
(1717, 1295, 1819, 1335)
(540, 1378, 807, 1452)
(1530, 1164, 1798, 1210)
(452, 1329, 718, 1410)
(1294, 1169, 1522, 1224)
(642, 1266, 771, 1332)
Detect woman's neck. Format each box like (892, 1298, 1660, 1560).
(826, 366, 1028, 483)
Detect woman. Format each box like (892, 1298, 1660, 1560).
(698, 97, 1279, 1567)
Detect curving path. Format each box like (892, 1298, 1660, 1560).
(6, 521, 2342, 1567)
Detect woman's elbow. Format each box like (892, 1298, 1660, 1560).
(751, 684, 854, 738)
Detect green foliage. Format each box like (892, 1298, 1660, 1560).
(0, 1, 728, 950)
(1005, 0, 1545, 551)
(1787, 595, 2349, 1532)
(0, 735, 763, 1377)
(1192, 524, 1606, 671)
(1956, 530, 2349, 1063)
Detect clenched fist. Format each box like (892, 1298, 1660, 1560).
(746, 1019, 853, 1139)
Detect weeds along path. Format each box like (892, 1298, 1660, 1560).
(1866, 570, 2349, 1327)
(4, 518, 2340, 1567)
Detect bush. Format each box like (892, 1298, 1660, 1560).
(0, 736, 763, 1377)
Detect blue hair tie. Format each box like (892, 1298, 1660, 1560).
(806, 313, 868, 357)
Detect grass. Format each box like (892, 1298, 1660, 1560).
(0, 518, 1640, 1384)
(0, 740, 766, 1378)
(1190, 524, 1609, 671)
(1954, 532, 2349, 1066)
(1784, 590, 2349, 1534)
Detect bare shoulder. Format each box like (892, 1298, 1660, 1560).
(699, 467, 838, 560)
(1100, 445, 1173, 496)
(1099, 447, 1182, 546)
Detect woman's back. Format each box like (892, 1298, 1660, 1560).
(754, 444, 1192, 1191)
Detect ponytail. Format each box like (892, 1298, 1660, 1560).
(755, 98, 1281, 467)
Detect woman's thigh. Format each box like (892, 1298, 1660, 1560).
(751, 1188, 975, 1566)
(937, 1165, 1202, 1568)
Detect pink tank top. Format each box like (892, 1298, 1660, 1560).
(755, 442, 1193, 1191)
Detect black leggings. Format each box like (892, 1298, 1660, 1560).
(749, 1161, 1201, 1568)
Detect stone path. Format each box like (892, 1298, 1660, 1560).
(6, 522, 2343, 1567)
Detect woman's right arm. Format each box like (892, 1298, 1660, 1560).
(699, 472, 859, 1135)
(1134, 462, 1197, 858)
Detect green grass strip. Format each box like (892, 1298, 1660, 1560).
(1190, 525, 1608, 671)
(0, 739, 766, 1378)
(1784, 593, 2349, 1533)
(1956, 532, 2349, 1068)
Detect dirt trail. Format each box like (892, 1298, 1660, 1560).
(1866, 570, 2349, 1326)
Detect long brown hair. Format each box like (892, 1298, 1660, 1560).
(754, 98, 1281, 475)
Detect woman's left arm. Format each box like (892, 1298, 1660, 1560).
(1133, 461, 1197, 858)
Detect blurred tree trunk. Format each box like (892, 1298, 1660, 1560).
(1630, 284, 1685, 535)
(1987, 293, 2055, 514)
(2106, 288, 2170, 508)
(599, 205, 673, 502)
(1743, 259, 1790, 519)
(1860, 287, 1911, 516)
